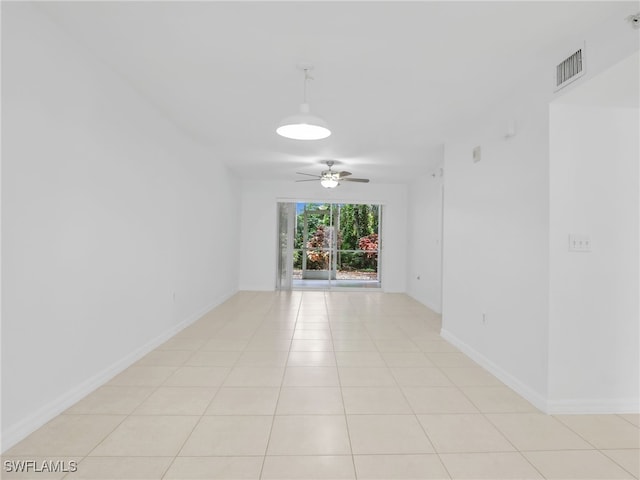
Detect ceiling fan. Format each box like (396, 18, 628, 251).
(296, 161, 370, 188)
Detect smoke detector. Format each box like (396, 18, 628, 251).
(627, 13, 640, 29)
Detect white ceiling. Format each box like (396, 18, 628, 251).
(37, 1, 634, 184)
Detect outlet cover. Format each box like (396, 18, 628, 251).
(472, 146, 481, 163)
(568, 234, 591, 252)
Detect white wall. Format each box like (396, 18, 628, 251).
(438, 8, 639, 411)
(441, 86, 552, 408)
(238, 180, 408, 292)
(1, 3, 240, 450)
(406, 164, 444, 313)
(548, 55, 639, 412)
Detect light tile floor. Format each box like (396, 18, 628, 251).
(3, 291, 639, 479)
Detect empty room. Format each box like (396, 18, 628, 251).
(1, 1, 639, 479)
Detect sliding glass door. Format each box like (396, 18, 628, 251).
(277, 202, 381, 290)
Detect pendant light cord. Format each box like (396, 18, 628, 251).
(303, 68, 313, 104)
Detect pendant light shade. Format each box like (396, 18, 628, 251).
(277, 104, 331, 140)
(277, 65, 331, 140)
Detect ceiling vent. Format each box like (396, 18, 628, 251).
(555, 44, 585, 92)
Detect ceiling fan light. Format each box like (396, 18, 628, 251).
(320, 177, 339, 188)
(276, 104, 331, 140)
(320, 170, 340, 188)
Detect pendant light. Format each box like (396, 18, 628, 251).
(277, 65, 331, 140)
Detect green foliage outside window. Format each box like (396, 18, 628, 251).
(295, 203, 379, 272)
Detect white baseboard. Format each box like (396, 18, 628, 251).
(406, 292, 442, 314)
(440, 328, 548, 412)
(441, 329, 640, 415)
(237, 285, 274, 292)
(1, 289, 237, 453)
(421, 298, 442, 315)
(547, 398, 640, 414)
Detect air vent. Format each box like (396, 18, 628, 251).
(555, 45, 585, 91)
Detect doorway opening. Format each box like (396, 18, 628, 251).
(277, 202, 382, 290)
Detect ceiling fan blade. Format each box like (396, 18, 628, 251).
(342, 178, 370, 183)
(296, 172, 322, 178)
(296, 179, 320, 182)
(338, 171, 352, 177)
